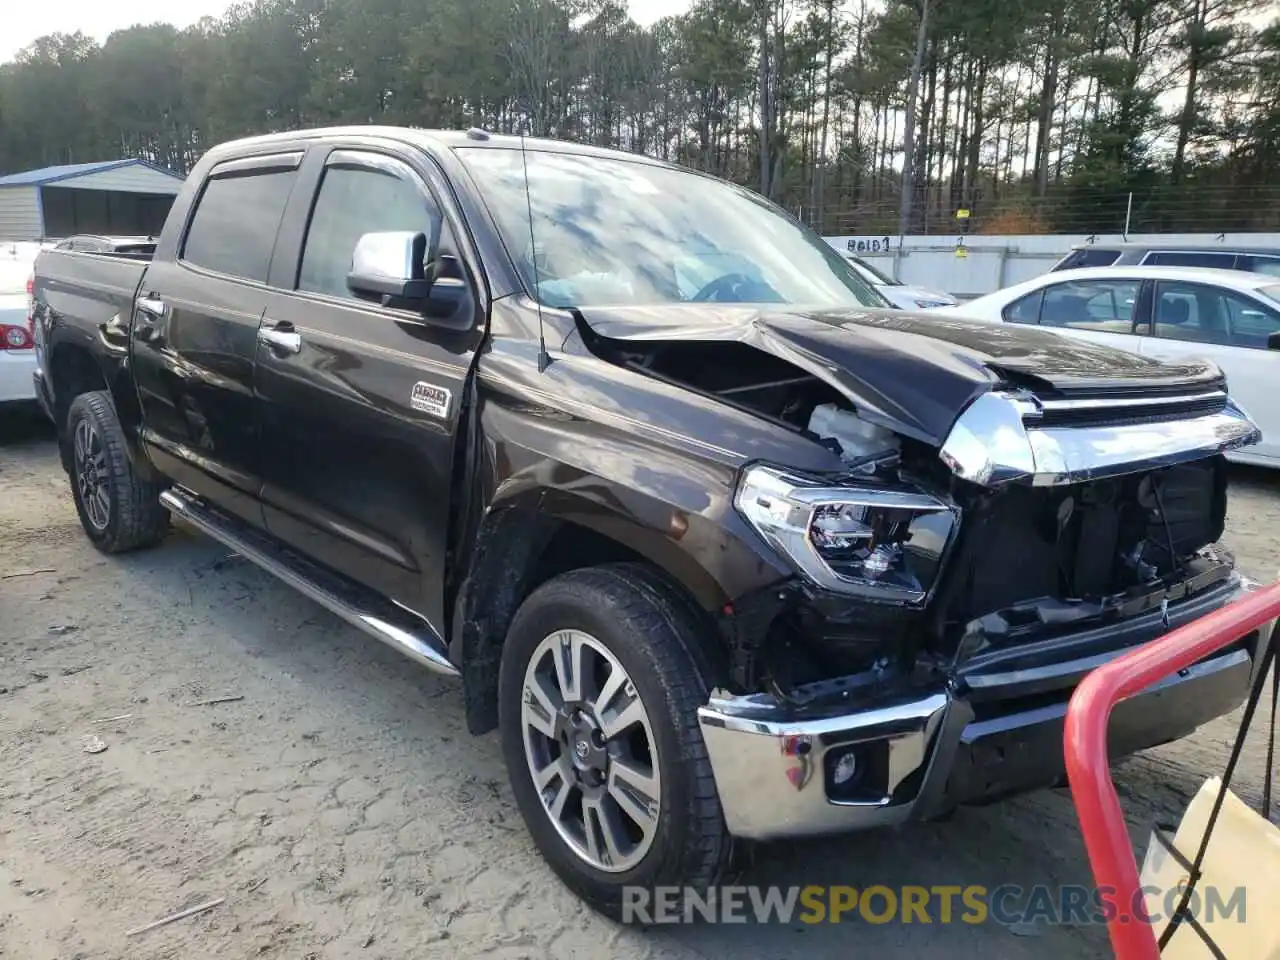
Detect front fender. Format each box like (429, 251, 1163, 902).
(448, 374, 797, 735)
(476, 394, 791, 609)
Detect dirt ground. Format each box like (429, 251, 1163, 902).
(1, 406, 1276, 960)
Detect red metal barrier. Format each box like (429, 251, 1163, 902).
(1063, 581, 1280, 960)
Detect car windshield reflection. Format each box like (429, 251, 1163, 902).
(456, 146, 890, 310)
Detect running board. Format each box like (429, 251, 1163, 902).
(159, 488, 460, 678)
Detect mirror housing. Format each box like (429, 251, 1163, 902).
(347, 231, 472, 323)
(422, 254, 469, 317)
(1269, 331, 1280, 351)
(347, 231, 431, 303)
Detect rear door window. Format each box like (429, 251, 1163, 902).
(1223, 292, 1280, 348)
(182, 167, 299, 282)
(1152, 280, 1280, 348)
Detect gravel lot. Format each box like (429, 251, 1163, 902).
(1, 406, 1276, 960)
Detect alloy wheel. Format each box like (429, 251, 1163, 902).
(73, 418, 111, 531)
(520, 629, 662, 873)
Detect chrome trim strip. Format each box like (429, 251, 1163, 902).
(938, 392, 1038, 485)
(160, 489, 460, 678)
(1026, 407, 1258, 485)
(1034, 389, 1226, 413)
(734, 464, 960, 605)
(780, 481, 953, 513)
(940, 391, 1260, 488)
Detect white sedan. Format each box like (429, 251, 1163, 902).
(843, 255, 958, 309)
(0, 252, 38, 408)
(929, 265, 1280, 468)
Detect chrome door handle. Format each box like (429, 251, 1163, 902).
(258, 327, 301, 355)
(136, 295, 166, 318)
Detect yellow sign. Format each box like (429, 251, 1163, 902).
(955, 245, 968, 259)
(956, 209, 971, 219)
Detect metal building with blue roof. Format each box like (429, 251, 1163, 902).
(0, 159, 185, 242)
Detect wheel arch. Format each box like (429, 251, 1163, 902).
(46, 339, 145, 474)
(449, 481, 773, 736)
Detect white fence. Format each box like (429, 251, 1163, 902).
(824, 232, 1280, 300)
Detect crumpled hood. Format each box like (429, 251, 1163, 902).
(576, 304, 1225, 446)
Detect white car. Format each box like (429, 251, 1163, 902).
(843, 255, 957, 309)
(930, 265, 1280, 467)
(0, 250, 38, 408)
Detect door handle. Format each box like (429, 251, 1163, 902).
(136, 295, 166, 318)
(258, 324, 302, 355)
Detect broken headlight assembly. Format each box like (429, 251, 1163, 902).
(734, 464, 959, 603)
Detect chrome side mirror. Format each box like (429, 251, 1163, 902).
(346, 231, 430, 302)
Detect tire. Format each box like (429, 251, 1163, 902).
(66, 391, 169, 553)
(498, 562, 733, 922)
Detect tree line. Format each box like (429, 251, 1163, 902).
(1, 0, 1278, 237)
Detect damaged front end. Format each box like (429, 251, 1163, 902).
(697, 382, 1271, 841)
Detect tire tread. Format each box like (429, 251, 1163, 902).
(67, 391, 168, 553)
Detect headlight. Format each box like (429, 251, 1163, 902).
(734, 464, 958, 602)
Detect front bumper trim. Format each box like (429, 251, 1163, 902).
(697, 580, 1266, 842)
(697, 689, 951, 840)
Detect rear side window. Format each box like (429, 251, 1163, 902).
(1054, 248, 1120, 270)
(1143, 251, 1237, 269)
(182, 169, 297, 282)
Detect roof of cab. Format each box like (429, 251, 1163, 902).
(202, 125, 678, 170)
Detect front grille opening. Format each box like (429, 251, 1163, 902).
(941, 457, 1227, 630)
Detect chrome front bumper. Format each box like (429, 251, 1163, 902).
(697, 581, 1270, 842)
(697, 687, 951, 839)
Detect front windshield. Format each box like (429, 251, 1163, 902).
(847, 255, 898, 286)
(455, 146, 890, 310)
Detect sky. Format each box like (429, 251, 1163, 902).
(1, 0, 695, 63)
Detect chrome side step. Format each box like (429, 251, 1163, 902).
(159, 488, 460, 678)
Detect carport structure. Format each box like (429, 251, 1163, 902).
(0, 159, 184, 242)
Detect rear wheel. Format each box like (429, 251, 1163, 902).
(498, 563, 732, 921)
(66, 391, 168, 553)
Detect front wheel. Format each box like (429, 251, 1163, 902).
(498, 564, 733, 921)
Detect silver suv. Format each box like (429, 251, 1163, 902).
(1051, 242, 1280, 276)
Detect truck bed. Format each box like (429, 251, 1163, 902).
(33, 248, 148, 344)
